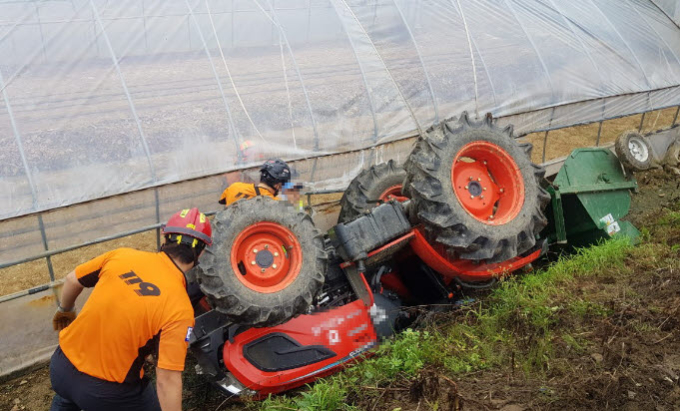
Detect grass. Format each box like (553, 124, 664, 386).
(252, 329, 433, 411)
(247, 237, 637, 410)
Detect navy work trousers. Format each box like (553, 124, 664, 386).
(49, 346, 162, 411)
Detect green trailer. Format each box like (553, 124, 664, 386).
(544, 148, 640, 247)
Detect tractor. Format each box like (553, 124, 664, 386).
(187, 113, 639, 398)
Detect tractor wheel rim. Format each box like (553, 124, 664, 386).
(379, 185, 408, 202)
(231, 222, 302, 293)
(628, 137, 649, 162)
(451, 141, 525, 225)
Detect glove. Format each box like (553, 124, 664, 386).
(53, 305, 77, 331)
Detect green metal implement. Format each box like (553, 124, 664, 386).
(544, 148, 640, 247)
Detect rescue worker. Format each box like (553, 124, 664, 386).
(49, 208, 212, 411)
(238, 139, 264, 164)
(281, 181, 305, 211)
(219, 158, 291, 206)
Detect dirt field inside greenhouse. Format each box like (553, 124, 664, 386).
(1, 163, 679, 410)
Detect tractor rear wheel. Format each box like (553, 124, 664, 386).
(194, 196, 327, 327)
(338, 159, 407, 223)
(404, 112, 550, 263)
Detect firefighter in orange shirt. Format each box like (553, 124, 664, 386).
(219, 158, 292, 206)
(50, 208, 212, 411)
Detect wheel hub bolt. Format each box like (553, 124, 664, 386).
(469, 176, 473, 180)
(261, 268, 266, 273)
(251, 261, 256, 265)
(272, 264, 277, 269)
(483, 187, 487, 191)
(274, 252, 279, 257)
(477, 177, 482, 182)
(483, 160, 487, 165)
(500, 188, 504, 193)
(464, 185, 469, 190)
(253, 249, 258, 253)
(480, 195, 485, 199)
(264, 245, 269, 249)
(470, 195, 474, 199)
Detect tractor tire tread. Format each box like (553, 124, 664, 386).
(338, 159, 407, 223)
(404, 112, 550, 263)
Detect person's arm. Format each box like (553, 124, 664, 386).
(60, 270, 84, 310)
(52, 270, 84, 330)
(156, 368, 183, 411)
(156, 316, 193, 410)
(52, 250, 115, 331)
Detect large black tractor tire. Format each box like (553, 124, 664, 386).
(615, 130, 652, 171)
(404, 112, 550, 263)
(338, 159, 407, 223)
(194, 196, 327, 327)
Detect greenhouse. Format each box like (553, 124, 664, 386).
(1, 0, 680, 377)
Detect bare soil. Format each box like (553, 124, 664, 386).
(354, 167, 680, 411)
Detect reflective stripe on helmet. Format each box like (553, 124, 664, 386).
(163, 226, 212, 246)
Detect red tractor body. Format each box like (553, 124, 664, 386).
(191, 114, 551, 401)
(222, 297, 378, 397)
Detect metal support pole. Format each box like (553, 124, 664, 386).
(154, 188, 161, 251)
(37, 215, 56, 281)
(541, 130, 549, 163)
(542, 107, 556, 163)
(638, 111, 646, 132)
(307, 157, 319, 210)
(0, 65, 54, 282)
(595, 120, 603, 147)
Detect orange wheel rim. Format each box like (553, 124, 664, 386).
(231, 222, 302, 293)
(379, 185, 408, 202)
(451, 142, 524, 225)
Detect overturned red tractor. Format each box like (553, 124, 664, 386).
(188, 113, 633, 398)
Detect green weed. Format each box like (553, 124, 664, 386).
(357, 328, 430, 383)
(252, 238, 636, 410)
(568, 300, 612, 318)
(659, 211, 680, 226)
(561, 334, 585, 354)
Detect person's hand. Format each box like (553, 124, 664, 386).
(53, 305, 77, 331)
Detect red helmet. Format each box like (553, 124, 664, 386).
(162, 208, 212, 247)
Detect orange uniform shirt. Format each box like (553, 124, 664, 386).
(218, 182, 276, 205)
(58, 248, 194, 383)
